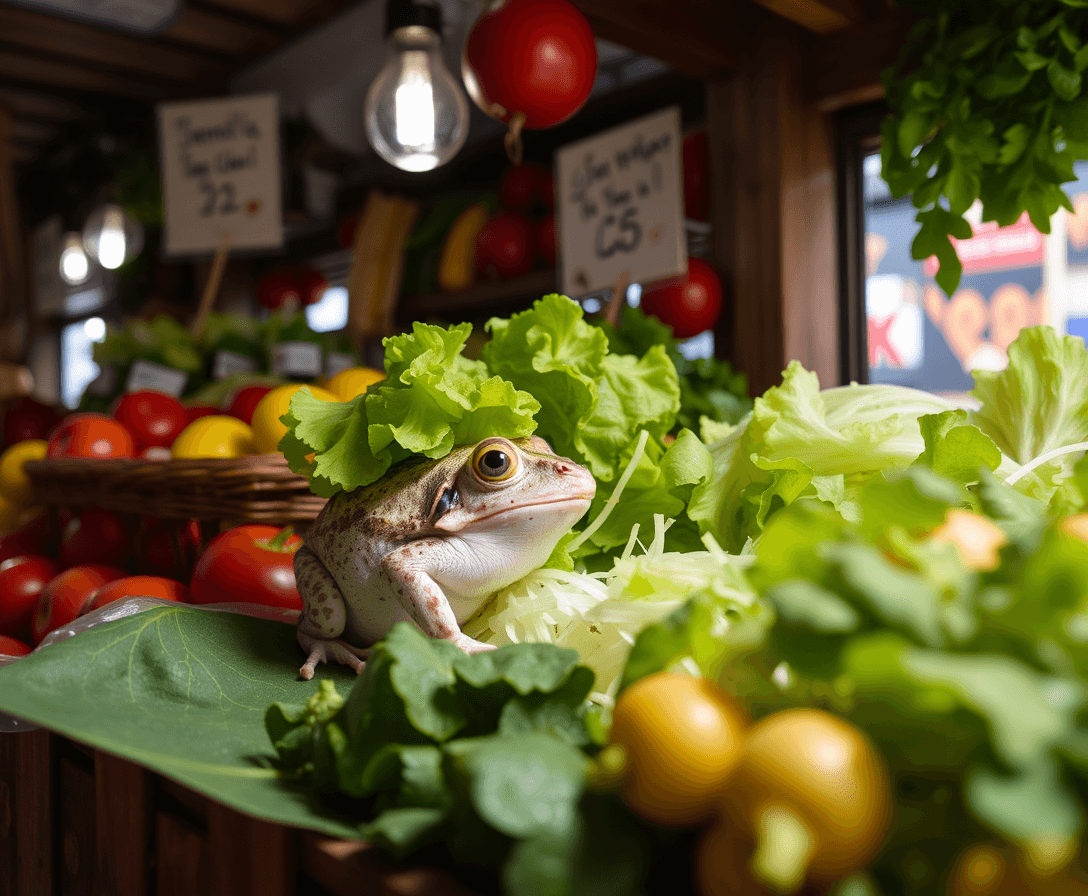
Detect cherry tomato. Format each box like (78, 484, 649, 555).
(640, 258, 724, 339)
(112, 390, 188, 451)
(47, 413, 135, 459)
(535, 213, 556, 266)
(257, 271, 301, 310)
(499, 163, 545, 211)
(3, 397, 61, 448)
(138, 517, 200, 580)
(60, 510, 130, 569)
(185, 405, 220, 425)
(0, 555, 60, 636)
(0, 633, 31, 656)
(0, 531, 43, 563)
(295, 267, 329, 306)
(83, 575, 189, 615)
(475, 212, 534, 279)
(931, 509, 1007, 571)
(189, 525, 303, 610)
(33, 564, 126, 644)
(609, 673, 748, 827)
(227, 385, 273, 426)
(463, 0, 597, 130)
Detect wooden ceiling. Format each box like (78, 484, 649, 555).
(0, 0, 907, 168)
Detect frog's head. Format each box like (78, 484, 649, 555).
(428, 435, 595, 538)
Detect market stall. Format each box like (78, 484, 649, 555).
(3, 2, 1088, 896)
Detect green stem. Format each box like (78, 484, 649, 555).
(268, 526, 296, 551)
(750, 804, 814, 895)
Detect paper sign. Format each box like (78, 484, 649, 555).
(125, 360, 188, 398)
(271, 342, 322, 378)
(212, 350, 258, 380)
(157, 93, 283, 257)
(555, 107, 686, 296)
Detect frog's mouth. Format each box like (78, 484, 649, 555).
(436, 493, 594, 531)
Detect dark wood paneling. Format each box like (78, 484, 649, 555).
(160, 6, 284, 58)
(95, 751, 151, 896)
(0, 48, 170, 99)
(750, 0, 864, 34)
(207, 801, 294, 896)
(707, 6, 840, 394)
(156, 811, 209, 896)
(0, 729, 54, 896)
(59, 755, 96, 896)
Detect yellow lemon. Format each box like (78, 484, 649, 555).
(0, 439, 47, 505)
(326, 366, 386, 401)
(171, 416, 256, 459)
(250, 384, 338, 455)
(0, 492, 23, 534)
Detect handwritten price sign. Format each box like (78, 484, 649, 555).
(555, 106, 686, 296)
(157, 93, 283, 257)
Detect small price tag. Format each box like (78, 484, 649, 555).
(86, 364, 118, 397)
(271, 342, 322, 378)
(212, 350, 259, 380)
(125, 359, 188, 398)
(325, 352, 356, 379)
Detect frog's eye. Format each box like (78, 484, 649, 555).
(472, 440, 518, 482)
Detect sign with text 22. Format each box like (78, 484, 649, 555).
(555, 106, 686, 296)
(157, 93, 283, 257)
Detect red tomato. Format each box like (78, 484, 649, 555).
(640, 258, 724, 339)
(499, 163, 545, 211)
(257, 271, 302, 310)
(185, 405, 219, 425)
(83, 576, 189, 616)
(3, 397, 62, 448)
(476, 212, 534, 279)
(0, 633, 30, 656)
(47, 413, 135, 459)
(0, 531, 42, 563)
(682, 130, 709, 223)
(463, 0, 597, 130)
(227, 385, 273, 426)
(190, 525, 303, 610)
(138, 517, 200, 580)
(112, 390, 188, 451)
(535, 214, 556, 266)
(295, 267, 329, 306)
(32, 564, 126, 644)
(60, 510, 130, 569)
(0, 555, 59, 636)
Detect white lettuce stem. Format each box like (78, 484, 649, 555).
(566, 429, 650, 554)
(1003, 441, 1088, 486)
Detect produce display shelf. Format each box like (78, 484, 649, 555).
(0, 730, 477, 896)
(24, 455, 327, 528)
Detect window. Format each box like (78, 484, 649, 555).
(863, 151, 1088, 401)
(60, 316, 106, 409)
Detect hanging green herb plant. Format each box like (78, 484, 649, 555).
(881, 0, 1088, 295)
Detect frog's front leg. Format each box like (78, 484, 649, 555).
(381, 547, 496, 655)
(295, 545, 369, 680)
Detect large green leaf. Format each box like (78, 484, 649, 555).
(0, 605, 363, 839)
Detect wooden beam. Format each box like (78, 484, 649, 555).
(571, 0, 736, 78)
(749, 0, 864, 34)
(0, 6, 231, 83)
(804, 9, 916, 111)
(160, 6, 283, 58)
(0, 87, 85, 122)
(191, 0, 319, 26)
(11, 120, 58, 143)
(707, 6, 839, 395)
(0, 48, 169, 99)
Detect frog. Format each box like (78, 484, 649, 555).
(293, 435, 596, 680)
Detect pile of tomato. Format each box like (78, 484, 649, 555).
(0, 372, 389, 659)
(605, 672, 892, 896)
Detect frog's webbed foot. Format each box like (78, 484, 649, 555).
(451, 631, 498, 655)
(297, 631, 369, 680)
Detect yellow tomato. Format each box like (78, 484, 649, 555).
(929, 509, 1007, 571)
(326, 366, 385, 401)
(0, 439, 47, 505)
(609, 673, 749, 827)
(171, 416, 256, 459)
(250, 384, 338, 455)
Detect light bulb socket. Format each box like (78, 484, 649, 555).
(384, 0, 441, 37)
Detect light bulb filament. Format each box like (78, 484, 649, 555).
(395, 75, 436, 148)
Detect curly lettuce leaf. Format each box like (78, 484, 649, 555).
(280, 323, 539, 495)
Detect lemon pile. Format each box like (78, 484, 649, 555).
(0, 439, 47, 533)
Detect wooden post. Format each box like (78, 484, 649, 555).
(95, 751, 150, 896)
(0, 730, 54, 896)
(706, 6, 840, 395)
(206, 801, 293, 896)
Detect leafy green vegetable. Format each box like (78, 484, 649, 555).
(882, 1, 1088, 294)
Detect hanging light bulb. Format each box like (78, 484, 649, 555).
(59, 231, 90, 285)
(363, 0, 469, 172)
(83, 203, 144, 270)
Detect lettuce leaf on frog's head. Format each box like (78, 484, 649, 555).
(279, 322, 539, 497)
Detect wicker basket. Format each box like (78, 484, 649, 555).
(24, 454, 327, 527)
